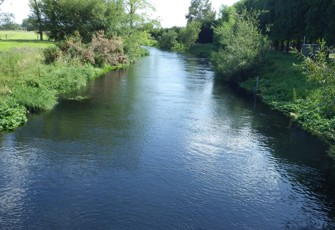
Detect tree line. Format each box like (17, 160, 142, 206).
(235, 0, 335, 50)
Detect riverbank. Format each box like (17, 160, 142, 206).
(0, 46, 123, 131)
(239, 51, 335, 154)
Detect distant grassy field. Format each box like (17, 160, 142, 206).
(0, 40, 54, 51)
(0, 30, 45, 40)
(0, 30, 53, 50)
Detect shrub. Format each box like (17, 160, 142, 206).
(44, 47, 62, 64)
(91, 31, 128, 66)
(294, 41, 335, 117)
(0, 101, 27, 131)
(123, 31, 150, 63)
(49, 31, 129, 67)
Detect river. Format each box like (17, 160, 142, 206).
(1, 47, 335, 229)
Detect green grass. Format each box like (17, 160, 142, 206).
(0, 47, 105, 131)
(0, 30, 54, 51)
(0, 40, 54, 51)
(0, 30, 46, 40)
(240, 51, 335, 154)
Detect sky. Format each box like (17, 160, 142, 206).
(0, 0, 239, 28)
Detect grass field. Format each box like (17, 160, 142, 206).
(0, 30, 45, 40)
(0, 30, 53, 51)
(0, 40, 54, 51)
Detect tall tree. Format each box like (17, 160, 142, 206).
(123, 0, 153, 29)
(186, 0, 216, 43)
(186, 0, 215, 23)
(29, 0, 108, 41)
(29, 0, 44, 40)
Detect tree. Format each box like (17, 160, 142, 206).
(211, 8, 269, 81)
(186, 0, 215, 23)
(29, 0, 44, 40)
(178, 21, 201, 50)
(186, 0, 216, 43)
(158, 29, 178, 50)
(21, 18, 35, 31)
(0, 0, 4, 5)
(28, 0, 110, 41)
(0, 12, 19, 30)
(123, 0, 154, 29)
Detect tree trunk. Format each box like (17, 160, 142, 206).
(39, 28, 43, 41)
(274, 40, 279, 51)
(280, 40, 284, 52)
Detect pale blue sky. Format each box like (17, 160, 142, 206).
(1, 0, 239, 28)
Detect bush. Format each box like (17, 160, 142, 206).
(44, 47, 62, 64)
(123, 31, 150, 63)
(293, 41, 335, 117)
(91, 31, 128, 66)
(50, 31, 129, 67)
(0, 101, 27, 131)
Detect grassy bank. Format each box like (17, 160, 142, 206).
(0, 47, 108, 131)
(0, 30, 145, 131)
(240, 51, 335, 154)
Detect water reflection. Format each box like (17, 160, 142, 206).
(0, 47, 334, 229)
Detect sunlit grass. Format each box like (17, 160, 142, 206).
(0, 40, 54, 51)
(0, 30, 46, 40)
(0, 30, 53, 51)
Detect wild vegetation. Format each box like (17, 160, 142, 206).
(211, 8, 269, 82)
(228, 0, 335, 153)
(0, 0, 155, 131)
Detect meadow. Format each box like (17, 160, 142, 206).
(0, 30, 53, 51)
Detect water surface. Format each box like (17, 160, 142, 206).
(1, 48, 335, 229)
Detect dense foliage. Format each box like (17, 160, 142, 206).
(294, 42, 335, 118)
(211, 8, 269, 82)
(49, 31, 128, 67)
(157, 21, 201, 52)
(186, 0, 216, 43)
(235, 0, 335, 49)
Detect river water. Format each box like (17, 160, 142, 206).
(1, 48, 335, 229)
